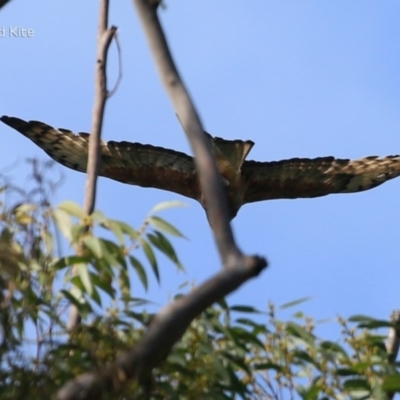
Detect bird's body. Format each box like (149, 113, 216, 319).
(1, 115, 400, 220)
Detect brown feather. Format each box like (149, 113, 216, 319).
(242, 156, 400, 204)
(0, 116, 200, 201)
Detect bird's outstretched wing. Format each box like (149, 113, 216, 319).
(0, 116, 200, 200)
(4, 115, 400, 218)
(242, 155, 400, 204)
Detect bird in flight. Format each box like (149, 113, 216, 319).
(2, 115, 400, 220)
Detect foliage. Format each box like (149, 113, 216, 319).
(0, 162, 398, 399)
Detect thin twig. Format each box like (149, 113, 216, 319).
(67, 0, 117, 332)
(84, 19, 116, 213)
(107, 31, 123, 98)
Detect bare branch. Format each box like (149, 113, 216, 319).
(83, 11, 116, 214)
(133, 0, 241, 263)
(67, 0, 117, 332)
(0, 0, 11, 10)
(56, 256, 267, 400)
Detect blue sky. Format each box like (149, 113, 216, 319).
(1, 1, 400, 338)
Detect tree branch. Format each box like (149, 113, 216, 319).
(133, 0, 241, 264)
(83, 2, 116, 215)
(0, 0, 11, 10)
(67, 0, 117, 332)
(56, 256, 266, 400)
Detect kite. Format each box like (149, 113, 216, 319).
(2, 115, 399, 220)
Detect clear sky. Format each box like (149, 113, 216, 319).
(1, 1, 400, 339)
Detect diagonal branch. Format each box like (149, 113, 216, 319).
(67, 0, 117, 332)
(133, 0, 241, 264)
(0, 0, 11, 10)
(56, 256, 266, 400)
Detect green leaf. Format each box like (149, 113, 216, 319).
(90, 210, 107, 224)
(348, 314, 374, 321)
(351, 361, 371, 374)
(119, 267, 131, 299)
(76, 263, 93, 296)
(303, 382, 322, 400)
(60, 289, 84, 309)
(343, 378, 370, 391)
(69, 276, 85, 292)
(141, 239, 159, 283)
(348, 315, 393, 329)
(222, 351, 251, 374)
(382, 374, 400, 391)
(13, 203, 38, 214)
(90, 272, 114, 299)
(286, 322, 316, 345)
(51, 255, 92, 270)
(292, 349, 315, 364)
(129, 256, 148, 291)
(279, 296, 311, 310)
(125, 297, 154, 307)
(167, 352, 187, 367)
(358, 320, 393, 329)
(103, 219, 125, 245)
(336, 368, 358, 376)
(297, 382, 319, 400)
(42, 228, 54, 254)
(217, 298, 229, 310)
(58, 201, 85, 219)
(82, 236, 103, 258)
(124, 309, 154, 325)
(253, 362, 283, 372)
(235, 318, 266, 332)
(229, 305, 262, 314)
(70, 224, 88, 243)
(60, 289, 92, 315)
(52, 208, 74, 241)
(319, 341, 349, 358)
(115, 220, 139, 239)
(88, 284, 102, 306)
(229, 326, 265, 350)
(147, 231, 184, 271)
(148, 216, 185, 238)
(14, 203, 37, 225)
(293, 311, 305, 318)
(97, 239, 124, 269)
(148, 200, 187, 214)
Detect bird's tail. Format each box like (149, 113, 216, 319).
(209, 134, 254, 180)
